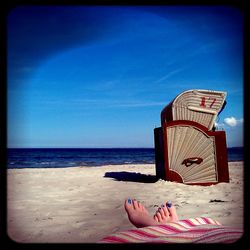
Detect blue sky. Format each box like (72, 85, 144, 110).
(7, 6, 244, 148)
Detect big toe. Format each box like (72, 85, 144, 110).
(167, 201, 178, 220)
(124, 198, 134, 212)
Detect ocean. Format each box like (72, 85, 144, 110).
(7, 147, 244, 169)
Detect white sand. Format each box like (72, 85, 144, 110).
(7, 161, 244, 243)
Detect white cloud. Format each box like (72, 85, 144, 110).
(224, 117, 237, 127)
(224, 117, 244, 127)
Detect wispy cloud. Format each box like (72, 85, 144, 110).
(113, 101, 167, 108)
(77, 99, 167, 109)
(154, 68, 185, 84)
(33, 97, 166, 110)
(154, 42, 220, 85)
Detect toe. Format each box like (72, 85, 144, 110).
(138, 201, 142, 209)
(159, 207, 165, 218)
(161, 204, 169, 218)
(124, 198, 133, 211)
(167, 201, 178, 220)
(133, 199, 140, 210)
(154, 214, 159, 222)
(156, 211, 162, 222)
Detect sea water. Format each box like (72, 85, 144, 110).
(7, 147, 244, 169)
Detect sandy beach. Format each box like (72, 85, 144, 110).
(7, 161, 244, 243)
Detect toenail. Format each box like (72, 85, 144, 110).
(161, 204, 165, 207)
(128, 199, 132, 204)
(167, 201, 172, 208)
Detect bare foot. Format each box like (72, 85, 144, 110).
(124, 199, 158, 228)
(153, 201, 178, 224)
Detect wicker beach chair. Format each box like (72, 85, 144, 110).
(154, 89, 229, 185)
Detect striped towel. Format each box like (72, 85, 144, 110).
(99, 217, 243, 243)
